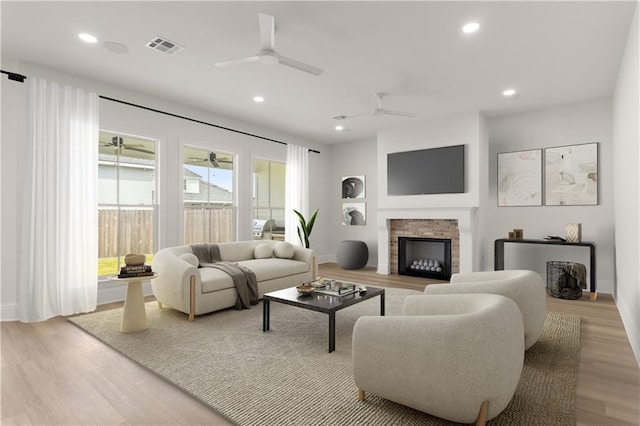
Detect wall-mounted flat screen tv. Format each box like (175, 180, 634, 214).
(387, 145, 465, 195)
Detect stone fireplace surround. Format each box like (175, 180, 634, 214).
(377, 208, 477, 276)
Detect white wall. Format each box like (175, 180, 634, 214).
(375, 112, 488, 273)
(613, 4, 639, 365)
(0, 60, 332, 319)
(486, 99, 615, 295)
(377, 112, 485, 210)
(325, 137, 378, 266)
(0, 78, 27, 320)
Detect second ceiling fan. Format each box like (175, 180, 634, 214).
(334, 93, 417, 120)
(214, 13, 324, 76)
(187, 152, 232, 168)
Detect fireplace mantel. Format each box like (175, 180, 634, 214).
(377, 207, 478, 276)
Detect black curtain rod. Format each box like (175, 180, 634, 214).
(1, 69, 320, 154)
(1, 70, 27, 82)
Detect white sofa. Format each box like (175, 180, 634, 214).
(151, 240, 316, 321)
(353, 294, 524, 425)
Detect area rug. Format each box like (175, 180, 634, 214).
(70, 288, 580, 425)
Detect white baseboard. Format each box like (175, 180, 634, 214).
(1, 303, 18, 321)
(97, 280, 154, 305)
(616, 295, 640, 368)
(0, 282, 153, 322)
(318, 255, 381, 271)
(316, 254, 335, 264)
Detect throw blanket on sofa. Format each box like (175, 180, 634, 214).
(190, 243, 259, 310)
(191, 243, 222, 264)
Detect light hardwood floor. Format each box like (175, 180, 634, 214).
(2, 263, 638, 425)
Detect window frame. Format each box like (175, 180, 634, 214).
(181, 144, 237, 245)
(97, 129, 159, 280)
(252, 157, 286, 241)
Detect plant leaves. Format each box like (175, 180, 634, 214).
(292, 208, 318, 248)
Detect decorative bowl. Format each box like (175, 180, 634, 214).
(296, 285, 315, 295)
(124, 253, 146, 266)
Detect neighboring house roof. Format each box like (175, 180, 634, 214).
(98, 153, 155, 167)
(185, 179, 232, 204)
(184, 168, 202, 179)
(98, 157, 232, 204)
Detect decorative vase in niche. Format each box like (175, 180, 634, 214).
(565, 223, 582, 243)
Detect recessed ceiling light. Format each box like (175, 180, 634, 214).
(502, 88, 517, 97)
(462, 22, 480, 34)
(78, 33, 98, 43)
(253, 96, 265, 103)
(335, 125, 344, 132)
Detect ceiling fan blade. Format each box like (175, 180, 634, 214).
(278, 55, 324, 76)
(187, 158, 207, 163)
(124, 146, 155, 155)
(214, 56, 259, 68)
(258, 13, 275, 50)
(345, 112, 372, 119)
(378, 109, 417, 118)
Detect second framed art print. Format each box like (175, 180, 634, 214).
(544, 142, 598, 206)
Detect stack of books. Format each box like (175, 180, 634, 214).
(118, 264, 153, 278)
(313, 281, 357, 297)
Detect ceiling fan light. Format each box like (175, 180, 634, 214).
(462, 22, 480, 34)
(253, 96, 265, 103)
(78, 33, 98, 43)
(503, 88, 517, 97)
(335, 125, 344, 131)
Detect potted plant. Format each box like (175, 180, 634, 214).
(293, 208, 318, 249)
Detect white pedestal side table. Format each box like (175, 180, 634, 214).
(109, 273, 158, 333)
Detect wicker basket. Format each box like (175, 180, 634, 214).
(546, 261, 585, 300)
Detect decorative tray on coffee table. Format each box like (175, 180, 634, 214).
(309, 280, 357, 297)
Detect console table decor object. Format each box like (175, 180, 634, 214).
(109, 273, 159, 332)
(565, 223, 582, 243)
(494, 238, 596, 301)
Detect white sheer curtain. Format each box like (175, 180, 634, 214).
(284, 144, 309, 246)
(19, 78, 99, 322)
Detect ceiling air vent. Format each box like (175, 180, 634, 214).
(146, 36, 184, 55)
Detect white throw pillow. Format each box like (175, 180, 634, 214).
(254, 243, 273, 259)
(273, 241, 295, 259)
(180, 253, 200, 267)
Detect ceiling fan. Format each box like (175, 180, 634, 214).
(101, 136, 154, 155)
(186, 152, 232, 168)
(213, 13, 324, 76)
(334, 93, 417, 120)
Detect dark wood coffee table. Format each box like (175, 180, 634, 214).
(262, 285, 385, 353)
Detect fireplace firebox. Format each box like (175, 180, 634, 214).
(398, 237, 452, 280)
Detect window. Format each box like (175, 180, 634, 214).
(183, 146, 235, 244)
(252, 159, 285, 240)
(98, 131, 157, 278)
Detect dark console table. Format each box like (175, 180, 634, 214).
(494, 238, 597, 301)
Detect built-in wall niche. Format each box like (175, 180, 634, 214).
(398, 237, 451, 280)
